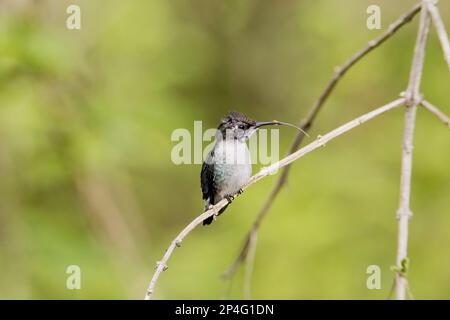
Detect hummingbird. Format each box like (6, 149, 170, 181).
(201, 111, 305, 225)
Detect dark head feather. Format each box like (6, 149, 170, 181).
(222, 111, 256, 125)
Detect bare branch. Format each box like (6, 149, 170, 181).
(421, 100, 450, 128)
(243, 232, 257, 300)
(145, 204, 227, 300)
(394, 1, 431, 300)
(223, 2, 422, 282)
(426, 0, 450, 71)
(144, 98, 405, 299)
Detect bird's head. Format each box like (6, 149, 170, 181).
(217, 111, 306, 142)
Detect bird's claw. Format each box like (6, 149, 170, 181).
(225, 189, 243, 203)
(225, 195, 235, 203)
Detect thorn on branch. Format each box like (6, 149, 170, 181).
(316, 135, 326, 147)
(156, 261, 168, 271)
(396, 208, 413, 219)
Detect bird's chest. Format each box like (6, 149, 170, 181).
(212, 141, 252, 196)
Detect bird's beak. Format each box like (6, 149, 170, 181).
(254, 121, 281, 128)
(254, 120, 309, 136)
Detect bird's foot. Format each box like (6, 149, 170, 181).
(207, 204, 218, 219)
(237, 188, 244, 195)
(225, 194, 235, 203)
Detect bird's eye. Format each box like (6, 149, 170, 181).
(238, 124, 245, 130)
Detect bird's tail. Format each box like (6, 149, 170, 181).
(202, 203, 229, 226)
(202, 216, 214, 226)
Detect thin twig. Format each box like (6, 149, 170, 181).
(406, 280, 415, 300)
(426, 0, 450, 71)
(223, 275, 234, 300)
(421, 99, 450, 128)
(144, 98, 405, 299)
(387, 278, 396, 300)
(243, 232, 257, 300)
(223, 2, 422, 281)
(394, 1, 430, 300)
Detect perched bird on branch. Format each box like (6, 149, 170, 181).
(201, 111, 304, 225)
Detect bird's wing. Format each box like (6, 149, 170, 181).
(201, 151, 215, 203)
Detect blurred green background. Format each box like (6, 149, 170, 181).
(0, 0, 449, 299)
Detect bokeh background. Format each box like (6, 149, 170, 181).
(0, 0, 449, 299)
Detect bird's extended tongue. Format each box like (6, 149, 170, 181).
(255, 120, 309, 136)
